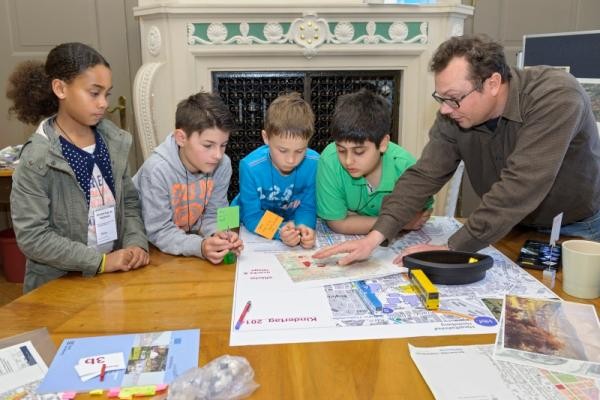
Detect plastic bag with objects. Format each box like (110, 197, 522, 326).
(168, 355, 259, 400)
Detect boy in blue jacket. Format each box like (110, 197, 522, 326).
(233, 92, 319, 248)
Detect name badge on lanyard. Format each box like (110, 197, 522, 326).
(94, 205, 118, 245)
(91, 173, 117, 245)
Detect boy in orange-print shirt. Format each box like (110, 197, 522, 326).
(133, 92, 243, 264)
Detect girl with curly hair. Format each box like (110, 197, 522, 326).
(7, 42, 149, 292)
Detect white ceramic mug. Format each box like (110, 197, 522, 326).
(561, 240, 600, 299)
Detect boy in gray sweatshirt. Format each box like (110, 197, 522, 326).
(134, 92, 243, 264)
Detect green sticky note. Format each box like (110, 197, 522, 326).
(217, 206, 240, 231)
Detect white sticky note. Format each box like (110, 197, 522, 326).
(549, 212, 563, 247)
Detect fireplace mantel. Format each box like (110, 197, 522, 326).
(133, 0, 473, 214)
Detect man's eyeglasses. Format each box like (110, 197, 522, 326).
(431, 86, 479, 109)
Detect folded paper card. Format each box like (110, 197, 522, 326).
(74, 352, 126, 381)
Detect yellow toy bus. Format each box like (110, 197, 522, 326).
(409, 269, 439, 310)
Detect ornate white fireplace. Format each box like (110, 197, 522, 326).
(133, 0, 473, 214)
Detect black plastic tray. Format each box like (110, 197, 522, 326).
(403, 250, 494, 285)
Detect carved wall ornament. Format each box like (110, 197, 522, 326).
(289, 13, 328, 58)
(450, 22, 464, 37)
(187, 14, 429, 58)
(133, 62, 163, 159)
(207, 22, 228, 43)
(147, 25, 162, 57)
(389, 21, 409, 42)
(263, 22, 285, 43)
(333, 22, 354, 44)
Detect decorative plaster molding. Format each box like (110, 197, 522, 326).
(207, 22, 228, 43)
(187, 13, 428, 58)
(450, 22, 463, 38)
(289, 13, 328, 58)
(133, 62, 164, 159)
(147, 26, 162, 57)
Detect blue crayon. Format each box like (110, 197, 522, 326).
(356, 281, 383, 314)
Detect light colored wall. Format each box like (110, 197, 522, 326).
(0, 0, 142, 158)
(0, 0, 142, 231)
(472, 0, 600, 66)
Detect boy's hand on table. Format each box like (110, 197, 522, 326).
(298, 225, 315, 249)
(202, 233, 235, 264)
(220, 230, 244, 256)
(280, 221, 301, 247)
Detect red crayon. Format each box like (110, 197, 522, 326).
(235, 301, 252, 330)
(99, 363, 106, 382)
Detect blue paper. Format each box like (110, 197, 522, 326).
(37, 329, 199, 394)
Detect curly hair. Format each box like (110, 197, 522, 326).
(430, 34, 512, 88)
(6, 42, 110, 125)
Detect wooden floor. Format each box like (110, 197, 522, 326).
(0, 269, 22, 306)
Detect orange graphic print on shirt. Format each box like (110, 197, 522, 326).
(171, 178, 214, 231)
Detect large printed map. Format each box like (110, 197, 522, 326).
(231, 217, 556, 346)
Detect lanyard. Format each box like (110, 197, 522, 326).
(350, 184, 380, 214)
(91, 173, 106, 206)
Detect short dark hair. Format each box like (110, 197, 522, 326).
(175, 92, 236, 137)
(330, 88, 391, 147)
(264, 92, 314, 140)
(7, 42, 110, 125)
(430, 34, 512, 89)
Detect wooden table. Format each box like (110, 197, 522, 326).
(0, 229, 598, 399)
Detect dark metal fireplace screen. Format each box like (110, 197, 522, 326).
(212, 70, 401, 199)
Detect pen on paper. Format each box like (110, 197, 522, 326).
(235, 300, 252, 330)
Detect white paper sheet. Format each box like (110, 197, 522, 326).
(0, 340, 48, 397)
(410, 344, 600, 400)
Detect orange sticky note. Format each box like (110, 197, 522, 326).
(254, 210, 283, 239)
